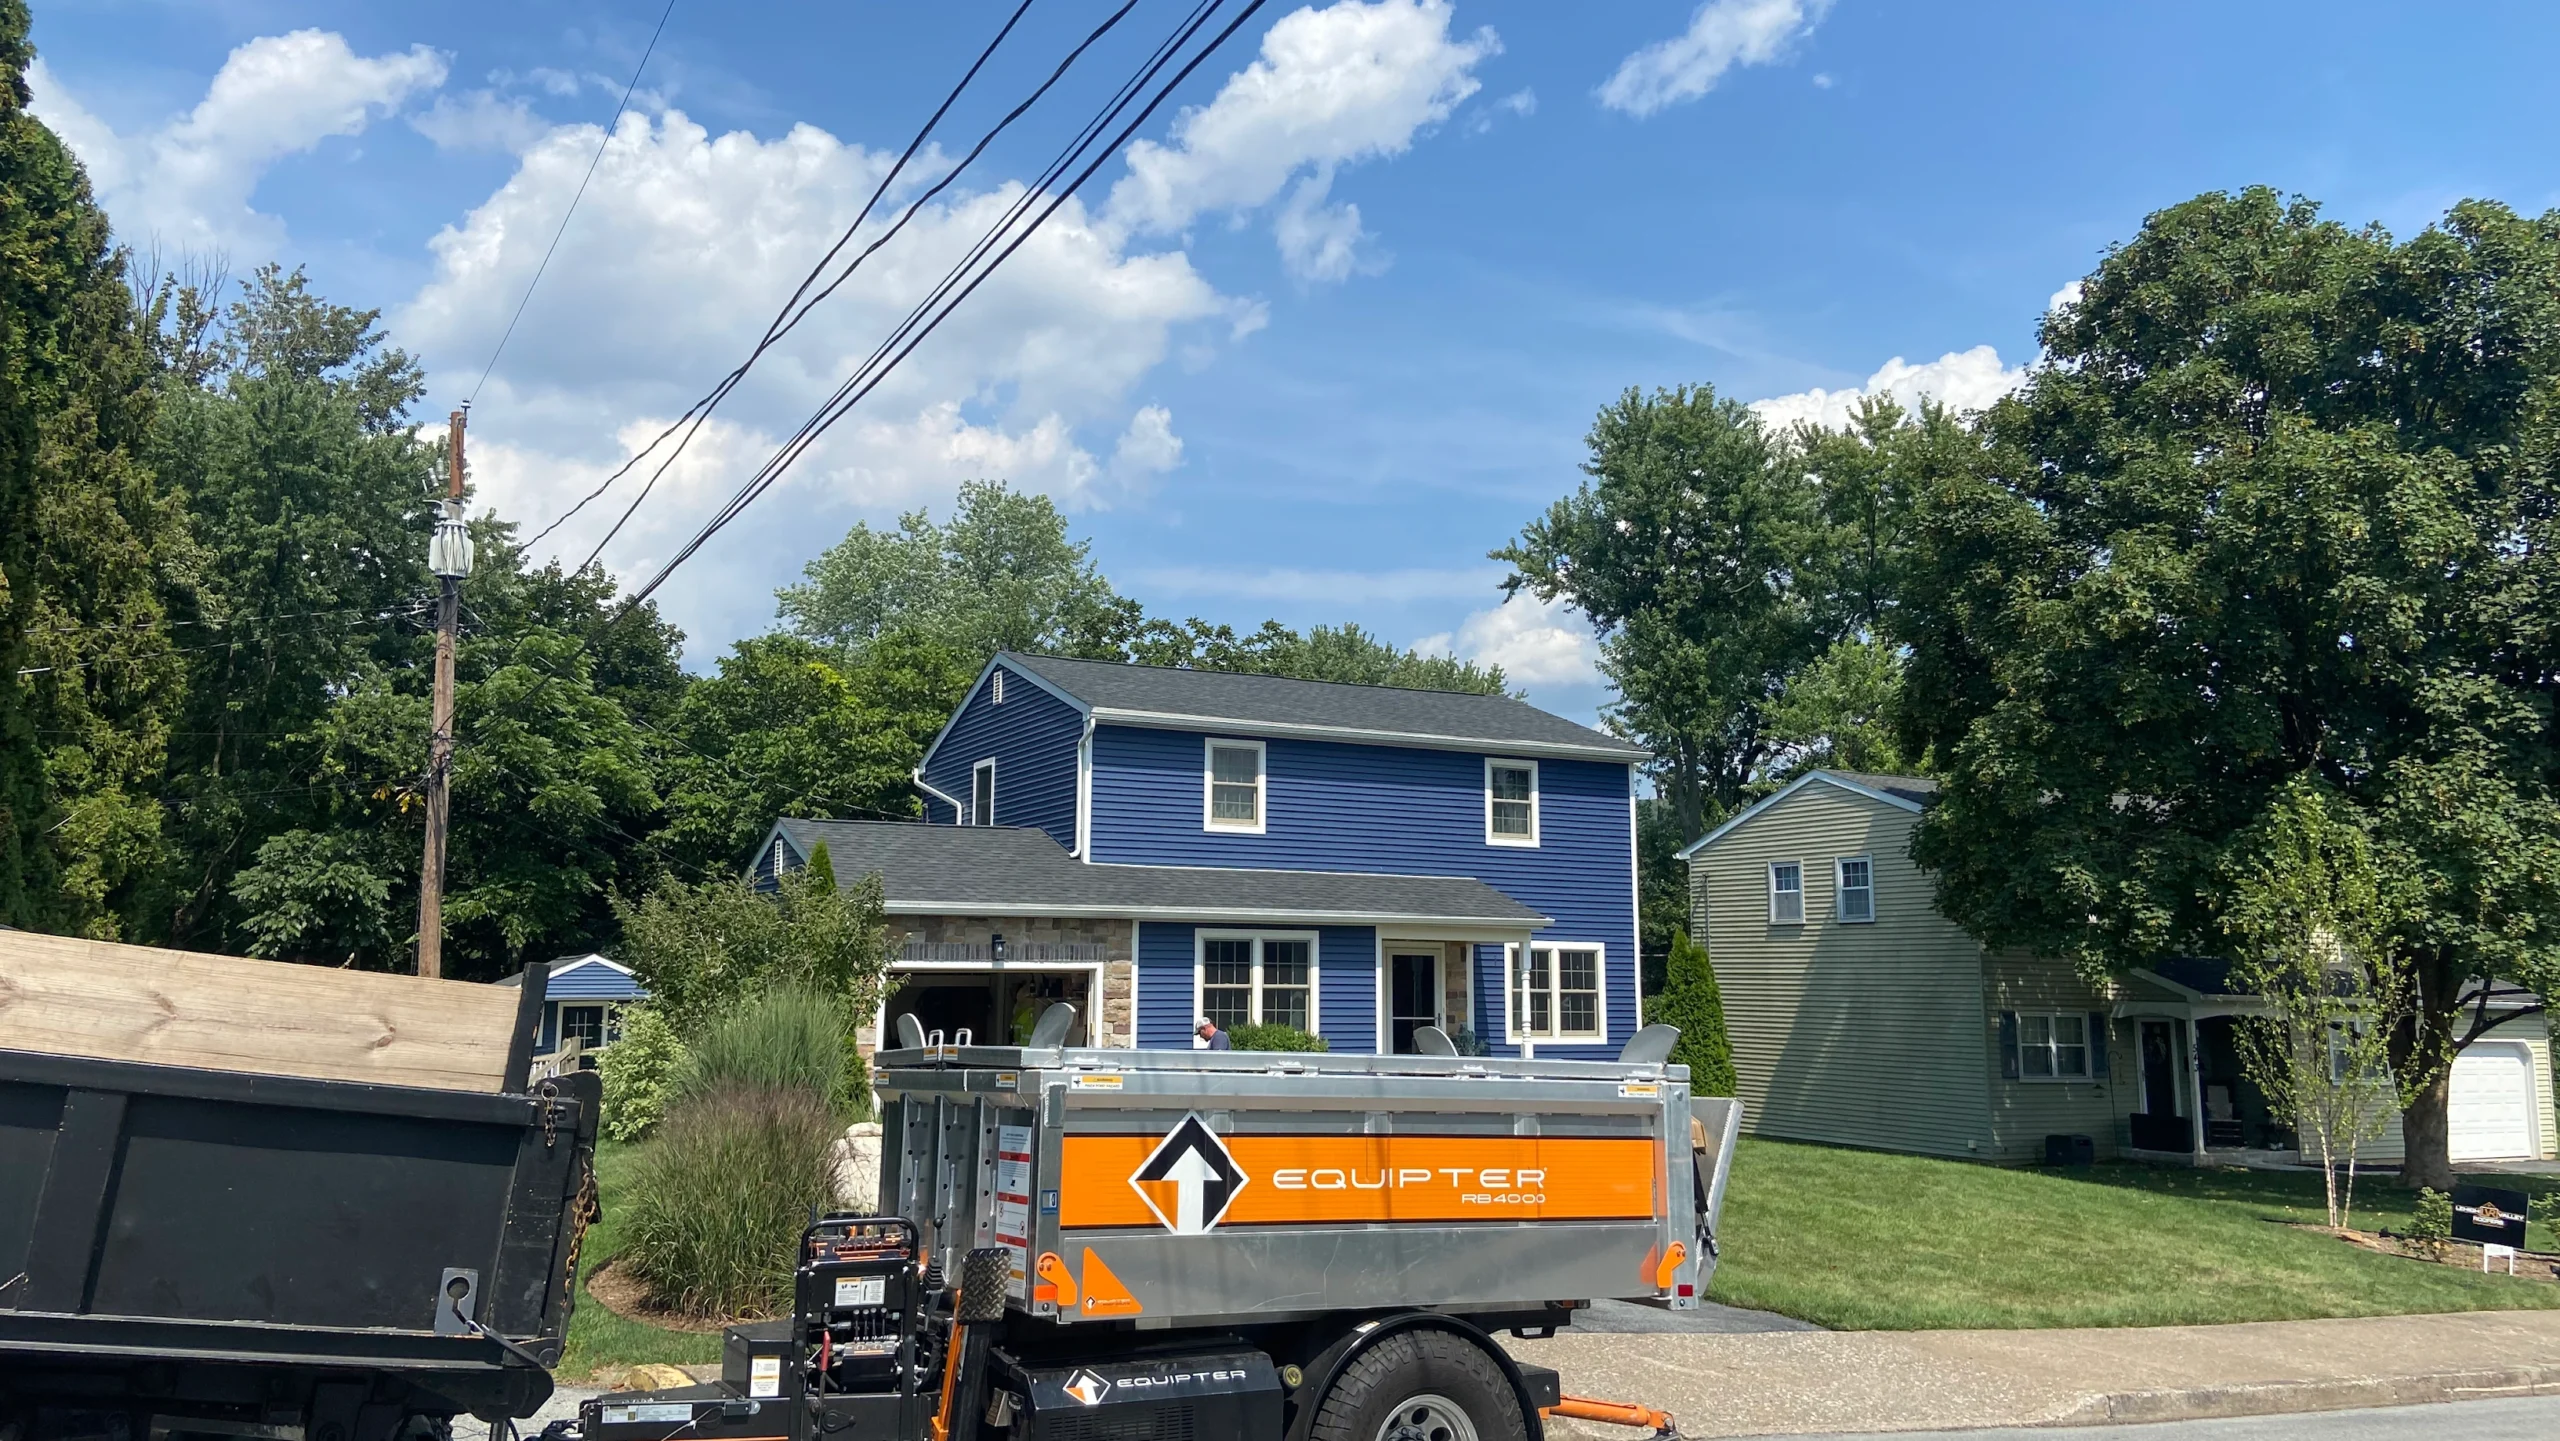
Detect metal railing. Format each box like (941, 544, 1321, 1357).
(897, 940, 1109, 964)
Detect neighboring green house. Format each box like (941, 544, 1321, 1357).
(1678, 770, 2559, 1166)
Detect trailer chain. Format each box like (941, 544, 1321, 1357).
(537, 1080, 561, 1148)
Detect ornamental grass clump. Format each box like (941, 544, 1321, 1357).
(676, 985, 853, 1111)
(622, 1083, 840, 1319)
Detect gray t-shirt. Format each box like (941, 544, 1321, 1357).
(1203, 1029, 1232, 1051)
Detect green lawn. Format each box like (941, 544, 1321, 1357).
(1705, 1138, 2560, 1330)
(557, 1141, 724, 1380)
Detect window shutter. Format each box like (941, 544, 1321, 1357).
(1998, 1011, 2020, 1080)
(2089, 1012, 2110, 1077)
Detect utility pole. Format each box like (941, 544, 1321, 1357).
(417, 408, 474, 978)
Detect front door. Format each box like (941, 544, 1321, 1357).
(1388, 952, 1440, 1053)
(2131, 1019, 2186, 1151)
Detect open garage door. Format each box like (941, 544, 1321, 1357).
(2448, 1041, 2537, 1161)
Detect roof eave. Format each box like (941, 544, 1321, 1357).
(1676, 769, 1927, 860)
(879, 898, 1549, 931)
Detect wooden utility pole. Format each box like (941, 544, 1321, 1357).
(417, 408, 472, 978)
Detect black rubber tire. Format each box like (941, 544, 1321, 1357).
(1309, 1331, 1528, 1441)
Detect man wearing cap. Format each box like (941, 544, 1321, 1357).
(1196, 1015, 1231, 1051)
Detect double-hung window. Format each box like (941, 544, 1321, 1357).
(970, 759, 996, 826)
(1197, 934, 1314, 1036)
(1769, 861, 1805, 924)
(1204, 739, 1265, 832)
(1485, 759, 1539, 846)
(2019, 1012, 2090, 1080)
(559, 1004, 605, 1050)
(1836, 856, 1874, 922)
(1507, 944, 1604, 1043)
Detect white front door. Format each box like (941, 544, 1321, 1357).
(2448, 1042, 2537, 1161)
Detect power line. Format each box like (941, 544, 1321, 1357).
(610, 0, 1264, 619)
(519, 0, 1049, 555)
(464, 0, 680, 409)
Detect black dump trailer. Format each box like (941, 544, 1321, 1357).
(0, 958, 596, 1441)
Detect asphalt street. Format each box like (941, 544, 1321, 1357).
(1736, 1394, 2560, 1440)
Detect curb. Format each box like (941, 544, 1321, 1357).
(2052, 1363, 2560, 1427)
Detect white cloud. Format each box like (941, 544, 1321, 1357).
(30, 30, 445, 250)
(411, 89, 547, 153)
(1110, 406, 1185, 480)
(1104, 0, 1496, 282)
(1416, 593, 1601, 689)
(2047, 278, 2084, 314)
(1499, 88, 1537, 116)
(1598, 0, 1830, 117)
(1748, 345, 2027, 432)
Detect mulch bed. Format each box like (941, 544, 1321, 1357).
(2296, 1223, 2560, 1281)
(585, 1256, 739, 1334)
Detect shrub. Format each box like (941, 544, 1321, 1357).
(1446, 1026, 1492, 1057)
(598, 1007, 689, 1142)
(1651, 929, 1737, 1094)
(1228, 1023, 1329, 1052)
(676, 986, 850, 1110)
(2408, 1187, 2454, 1257)
(622, 1085, 841, 1318)
(614, 863, 891, 1035)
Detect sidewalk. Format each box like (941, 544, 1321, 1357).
(1505, 1310, 2560, 1437)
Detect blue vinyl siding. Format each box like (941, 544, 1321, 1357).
(1092, 725, 1636, 1059)
(548, 961, 646, 1000)
(1136, 921, 1380, 1051)
(921, 663, 1083, 849)
(1317, 926, 1378, 1054)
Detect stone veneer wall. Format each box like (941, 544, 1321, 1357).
(869, 914, 1136, 1051)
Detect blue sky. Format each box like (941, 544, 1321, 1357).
(24, 1, 2560, 719)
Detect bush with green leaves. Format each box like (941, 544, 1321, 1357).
(622, 1084, 841, 1318)
(1650, 930, 1737, 1095)
(614, 852, 892, 1035)
(598, 1007, 689, 1142)
(2407, 1187, 2453, 1257)
(675, 985, 852, 1112)
(1227, 1023, 1328, 1052)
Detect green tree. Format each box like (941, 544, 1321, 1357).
(0, 2, 185, 930)
(1762, 636, 1911, 781)
(779, 480, 1132, 661)
(1126, 617, 1506, 694)
(1497, 384, 1830, 841)
(1893, 189, 2560, 1188)
(1651, 929, 1736, 1095)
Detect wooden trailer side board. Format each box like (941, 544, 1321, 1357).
(0, 929, 522, 1092)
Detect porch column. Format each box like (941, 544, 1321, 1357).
(1517, 931, 1535, 1059)
(2185, 1015, 2207, 1160)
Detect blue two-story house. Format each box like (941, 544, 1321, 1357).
(754, 653, 1646, 1060)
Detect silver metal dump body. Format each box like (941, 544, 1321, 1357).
(874, 1044, 1738, 1330)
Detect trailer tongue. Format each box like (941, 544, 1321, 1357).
(586, 1014, 1740, 1441)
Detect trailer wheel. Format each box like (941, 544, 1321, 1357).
(1309, 1332, 1527, 1441)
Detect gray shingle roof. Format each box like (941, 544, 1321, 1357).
(1001, 652, 1646, 761)
(775, 819, 1549, 928)
(1824, 771, 1938, 807)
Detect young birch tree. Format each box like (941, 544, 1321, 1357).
(2222, 778, 2411, 1230)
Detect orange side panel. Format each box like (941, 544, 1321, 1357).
(1058, 1134, 1659, 1228)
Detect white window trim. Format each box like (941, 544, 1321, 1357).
(1502, 941, 1607, 1045)
(2015, 1010, 2093, 1083)
(1194, 929, 1321, 1043)
(1202, 737, 1267, 834)
(1484, 757, 1540, 848)
(1768, 860, 1806, 925)
(970, 758, 997, 826)
(1835, 854, 1875, 924)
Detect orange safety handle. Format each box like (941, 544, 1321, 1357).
(929, 1290, 969, 1441)
(1653, 1240, 1688, 1290)
(1543, 1396, 1676, 1432)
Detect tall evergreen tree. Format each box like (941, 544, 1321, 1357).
(0, 1, 181, 931)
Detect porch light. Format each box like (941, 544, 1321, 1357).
(990, 931, 1007, 963)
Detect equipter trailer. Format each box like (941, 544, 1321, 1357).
(585, 1012, 1739, 1441)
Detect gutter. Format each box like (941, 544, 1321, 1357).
(912, 767, 965, 822)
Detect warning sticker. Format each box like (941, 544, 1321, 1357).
(832, 1275, 885, 1308)
(748, 1355, 782, 1399)
(1070, 1073, 1123, 1090)
(601, 1405, 693, 1425)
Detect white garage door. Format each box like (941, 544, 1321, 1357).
(2448, 1042, 2537, 1161)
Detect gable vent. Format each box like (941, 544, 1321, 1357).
(992, 670, 1007, 704)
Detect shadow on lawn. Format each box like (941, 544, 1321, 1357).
(2040, 1161, 2559, 1239)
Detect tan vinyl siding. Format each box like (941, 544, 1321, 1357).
(1982, 949, 2125, 1161)
(1692, 783, 1991, 1158)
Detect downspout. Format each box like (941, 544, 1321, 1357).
(914, 767, 965, 823)
(1073, 714, 1096, 858)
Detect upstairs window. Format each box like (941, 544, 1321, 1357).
(1507, 944, 1604, 1042)
(1769, 861, 1805, 924)
(1485, 759, 1539, 846)
(1836, 856, 1874, 922)
(971, 759, 996, 826)
(1204, 739, 1266, 832)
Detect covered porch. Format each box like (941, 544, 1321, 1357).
(2115, 960, 2284, 1166)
